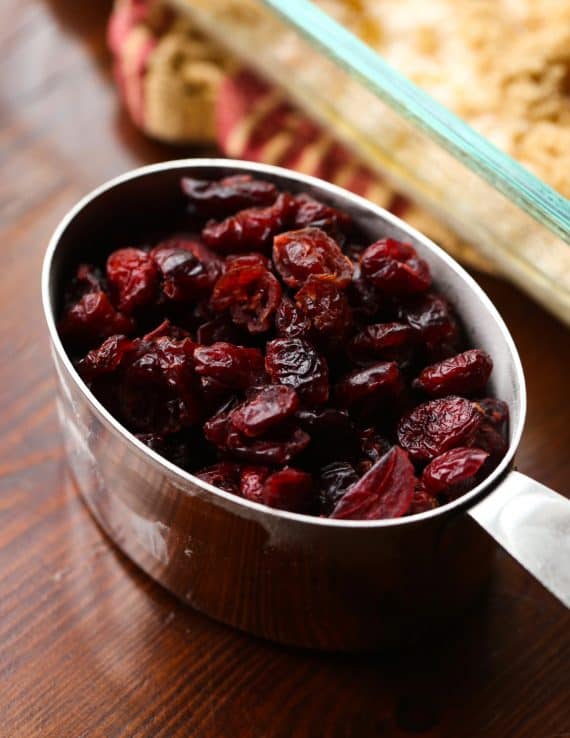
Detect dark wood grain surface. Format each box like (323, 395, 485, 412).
(0, 2, 568, 736)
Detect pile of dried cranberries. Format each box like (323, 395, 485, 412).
(59, 174, 508, 519)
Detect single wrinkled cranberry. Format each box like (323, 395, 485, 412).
(78, 334, 135, 381)
(151, 239, 220, 301)
(397, 396, 483, 462)
(295, 279, 352, 349)
(181, 174, 278, 216)
(336, 361, 402, 408)
(275, 296, 311, 339)
(120, 336, 202, 434)
(413, 349, 493, 397)
(59, 291, 135, 349)
(226, 428, 310, 465)
(262, 467, 315, 513)
(319, 461, 359, 515)
(273, 227, 353, 288)
(194, 342, 265, 389)
(349, 322, 416, 364)
(266, 338, 329, 405)
(292, 193, 352, 235)
(240, 466, 271, 503)
(202, 193, 296, 252)
(210, 261, 282, 334)
(422, 447, 489, 499)
(476, 398, 509, 432)
(407, 482, 438, 515)
(331, 446, 415, 520)
(360, 239, 431, 296)
(397, 294, 456, 343)
(196, 462, 241, 495)
(204, 401, 310, 464)
(107, 248, 159, 314)
(230, 385, 299, 438)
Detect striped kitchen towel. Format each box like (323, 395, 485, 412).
(107, 0, 491, 271)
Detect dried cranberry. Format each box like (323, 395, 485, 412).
(266, 338, 329, 405)
(151, 239, 220, 301)
(295, 279, 352, 348)
(262, 468, 315, 513)
(360, 239, 431, 295)
(181, 174, 277, 216)
(413, 349, 493, 397)
(120, 336, 202, 434)
(319, 461, 359, 515)
(210, 262, 282, 334)
(275, 297, 311, 339)
(292, 193, 352, 234)
(196, 463, 241, 495)
(194, 342, 265, 389)
(240, 466, 271, 504)
(78, 334, 135, 381)
(336, 362, 402, 408)
(422, 447, 489, 499)
(106, 248, 159, 314)
(59, 291, 135, 349)
(230, 385, 299, 438)
(273, 227, 353, 288)
(349, 322, 416, 363)
(397, 294, 456, 343)
(204, 400, 310, 464)
(202, 193, 295, 252)
(226, 428, 310, 466)
(331, 447, 415, 520)
(397, 396, 483, 462)
(207, 422, 309, 466)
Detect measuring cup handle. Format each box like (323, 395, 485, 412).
(468, 471, 570, 608)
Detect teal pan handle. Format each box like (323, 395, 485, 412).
(262, 0, 570, 242)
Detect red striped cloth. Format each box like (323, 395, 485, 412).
(107, 0, 401, 206)
(106, 0, 488, 274)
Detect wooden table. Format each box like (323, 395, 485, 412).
(1, 2, 568, 736)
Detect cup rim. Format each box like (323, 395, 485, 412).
(42, 158, 527, 528)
